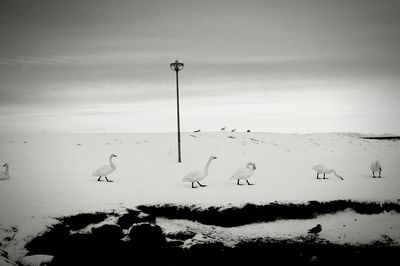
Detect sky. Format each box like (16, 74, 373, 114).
(0, 0, 400, 134)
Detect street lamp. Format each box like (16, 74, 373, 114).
(170, 60, 184, 163)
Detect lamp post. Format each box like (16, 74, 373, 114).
(170, 60, 184, 163)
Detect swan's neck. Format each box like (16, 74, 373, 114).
(332, 170, 340, 178)
(109, 157, 115, 167)
(204, 159, 213, 172)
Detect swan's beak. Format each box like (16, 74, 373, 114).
(253, 166, 256, 170)
(340, 176, 344, 180)
(213, 156, 217, 159)
(2, 164, 5, 167)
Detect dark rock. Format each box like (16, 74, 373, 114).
(25, 223, 70, 255)
(188, 242, 227, 265)
(91, 224, 124, 240)
(167, 240, 184, 248)
(59, 212, 108, 231)
(166, 230, 196, 241)
(117, 210, 155, 229)
(128, 223, 166, 249)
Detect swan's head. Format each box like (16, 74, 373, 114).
(209, 156, 217, 160)
(247, 162, 256, 170)
(2, 163, 8, 167)
(110, 154, 118, 158)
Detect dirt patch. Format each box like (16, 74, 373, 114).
(138, 200, 400, 227)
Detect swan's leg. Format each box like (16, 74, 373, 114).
(316, 173, 320, 179)
(246, 180, 254, 185)
(97, 176, 103, 181)
(323, 173, 326, 179)
(197, 181, 207, 187)
(105, 176, 114, 182)
(372, 171, 376, 178)
(191, 182, 197, 188)
(379, 171, 382, 178)
(237, 179, 243, 185)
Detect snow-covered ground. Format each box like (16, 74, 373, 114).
(0, 132, 399, 260)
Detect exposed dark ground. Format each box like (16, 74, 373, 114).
(23, 200, 400, 266)
(361, 136, 400, 141)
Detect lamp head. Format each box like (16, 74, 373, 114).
(170, 60, 184, 71)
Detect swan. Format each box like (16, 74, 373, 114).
(0, 163, 10, 180)
(231, 162, 256, 185)
(370, 160, 382, 178)
(182, 156, 217, 188)
(93, 154, 117, 182)
(312, 164, 343, 180)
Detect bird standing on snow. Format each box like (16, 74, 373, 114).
(231, 128, 236, 132)
(221, 126, 227, 131)
(93, 154, 117, 182)
(308, 224, 322, 235)
(182, 156, 217, 188)
(312, 164, 344, 180)
(231, 162, 256, 185)
(370, 160, 382, 178)
(0, 163, 10, 180)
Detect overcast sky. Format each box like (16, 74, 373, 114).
(1, 0, 400, 134)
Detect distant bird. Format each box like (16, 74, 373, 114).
(182, 156, 217, 188)
(193, 129, 201, 133)
(0, 163, 10, 180)
(370, 160, 382, 178)
(312, 164, 344, 180)
(246, 129, 251, 133)
(93, 154, 117, 182)
(231, 128, 236, 132)
(308, 224, 322, 235)
(221, 127, 227, 131)
(231, 162, 256, 185)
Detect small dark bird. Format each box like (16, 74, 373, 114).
(247, 129, 251, 132)
(193, 129, 201, 133)
(231, 128, 236, 132)
(221, 127, 227, 131)
(308, 224, 322, 235)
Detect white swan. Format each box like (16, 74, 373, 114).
(93, 154, 117, 182)
(370, 160, 382, 178)
(182, 156, 217, 188)
(231, 162, 256, 185)
(0, 163, 10, 180)
(312, 164, 343, 180)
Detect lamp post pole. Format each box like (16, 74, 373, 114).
(170, 60, 184, 163)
